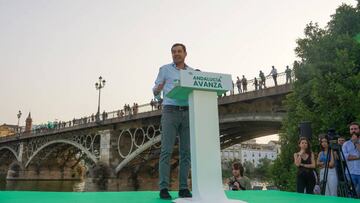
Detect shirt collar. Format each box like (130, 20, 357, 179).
(171, 62, 188, 70)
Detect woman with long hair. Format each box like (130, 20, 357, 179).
(317, 135, 338, 196)
(294, 137, 316, 194)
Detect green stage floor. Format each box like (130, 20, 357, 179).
(0, 190, 357, 203)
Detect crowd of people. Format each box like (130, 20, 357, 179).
(224, 122, 359, 198)
(150, 99, 162, 110)
(294, 122, 360, 198)
(29, 103, 143, 134)
(232, 65, 293, 95)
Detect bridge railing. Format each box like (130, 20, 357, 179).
(229, 71, 294, 95)
(0, 70, 293, 141)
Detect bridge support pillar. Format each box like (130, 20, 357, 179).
(18, 142, 24, 163)
(99, 129, 111, 165)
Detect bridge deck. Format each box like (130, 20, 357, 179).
(0, 190, 355, 203)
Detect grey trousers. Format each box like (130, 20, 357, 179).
(159, 106, 191, 190)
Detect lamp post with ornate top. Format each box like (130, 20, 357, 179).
(95, 76, 106, 121)
(17, 110, 22, 133)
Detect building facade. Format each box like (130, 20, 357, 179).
(0, 124, 17, 137)
(221, 139, 280, 167)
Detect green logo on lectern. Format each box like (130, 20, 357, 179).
(193, 76, 223, 89)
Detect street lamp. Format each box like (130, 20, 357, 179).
(17, 110, 22, 133)
(95, 76, 106, 120)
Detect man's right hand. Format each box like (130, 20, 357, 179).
(348, 155, 360, 161)
(154, 82, 165, 95)
(233, 182, 240, 190)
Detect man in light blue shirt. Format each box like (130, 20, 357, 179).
(153, 43, 193, 200)
(342, 122, 360, 196)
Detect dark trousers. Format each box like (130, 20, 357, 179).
(272, 75, 277, 86)
(297, 171, 316, 194)
(159, 106, 190, 190)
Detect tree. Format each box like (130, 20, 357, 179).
(243, 160, 255, 178)
(255, 158, 273, 182)
(271, 2, 360, 191)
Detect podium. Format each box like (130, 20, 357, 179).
(167, 70, 246, 203)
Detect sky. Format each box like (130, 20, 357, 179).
(0, 0, 357, 129)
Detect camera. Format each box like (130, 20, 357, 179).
(229, 180, 240, 191)
(326, 128, 341, 150)
(326, 128, 339, 141)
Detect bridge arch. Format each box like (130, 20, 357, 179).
(115, 113, 284, 173)
(115, 136, 161, 174)
(0, 146, 20, 162)
(25, 139, 97, 168)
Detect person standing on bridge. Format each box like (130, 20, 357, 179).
(285, 65, 292, 84)
(259, 70, 266, 89)
(241, 75, 247, 92)
(269, 66, 278, 86)
(253, 77, 258, 91)
(236, 76, 242, 93)
(153, 43, 193, 200)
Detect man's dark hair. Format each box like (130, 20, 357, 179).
(171, 43, 186, 53)
(337, 135, 345, 139)
(349, 122, 359, 128)
(232, 162, 244, 177)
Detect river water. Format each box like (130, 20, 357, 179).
(0, 179, 85, 192)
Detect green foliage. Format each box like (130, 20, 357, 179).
(243, 160, 255, 178)
(271, 2, 360, 191)
(254, 158, 273, 182)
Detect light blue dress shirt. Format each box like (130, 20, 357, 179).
(342, 140, 360, 175)
(153, 63, 194, 106)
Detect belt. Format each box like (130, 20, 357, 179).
(163, 105, 189, 111)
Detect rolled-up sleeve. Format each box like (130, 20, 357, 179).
(342, 142, 351, 160)
(342, 142, 360, 160)
(153, 67, 165, 95)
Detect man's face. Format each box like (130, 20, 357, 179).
(337, 137, 345, 145)
(171, 45, 186, 65)
(350, 124, 359, 135)
(350, 124, 359, 142)
(232, 168, 240, 177)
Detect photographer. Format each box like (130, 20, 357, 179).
(342, 122, 360, 196)
(227, 162, 251, 191)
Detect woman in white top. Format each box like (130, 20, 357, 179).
(317, 135, 338, 196)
